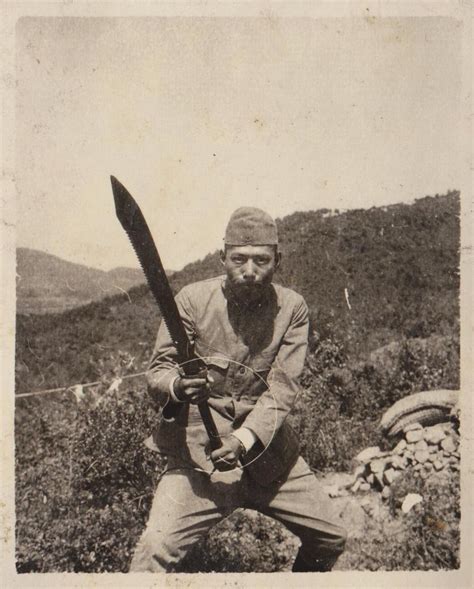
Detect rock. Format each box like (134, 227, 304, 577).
(441, 436, 457, 453)
(351, 479, 361, 493)
(453, 451, 460, 458)
(354, 465, 367, 479)
(414, 450, 430, 464)
(414, 439, 428, 452)
(359, 482, 371, 492)
(389, 455, 405, 470)
(401, 493, 423, 513)
(325, 484, 342, 498)
(413, 463, 422, 471)
(369, 459, 387, 474)
(424, 425, 447, 445)
(384, 468, 396, 485)
(406, 429, 424, 443)
(381, 486, 391, 500)
(339, 498, 367, 538)
(355, 446, 386, 464)
(366, 474, 375, 485)
(428, 444, 438, 454)
(322, 472, 356, 490)
(404, 451, 414, 462)
(393, 439, 407, 454)
(433, 460, 444, 471)
(448, 456, 458, 464)
(424, 462, 433, 471)
(404, 422, 423, 433)
(450, 463, 460, 471)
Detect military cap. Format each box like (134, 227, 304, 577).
(224, 207, 278, 245)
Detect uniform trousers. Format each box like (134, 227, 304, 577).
(129, 456, 347, 572)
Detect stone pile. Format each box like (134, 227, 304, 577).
(350, 421, 460, 499)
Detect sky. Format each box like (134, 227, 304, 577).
(15, 16, 463, 271)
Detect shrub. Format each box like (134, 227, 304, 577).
(180, 510, 299, 572)
(292, 334, 459, 472)
(15, 333, 460, 571)
(339, 469, 460, 571)
(15, 387, 162, 572)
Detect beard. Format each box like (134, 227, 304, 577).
(228, 281, 270, 305)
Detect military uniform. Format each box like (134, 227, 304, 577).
(130, 275, 347, 572)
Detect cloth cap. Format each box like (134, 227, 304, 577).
(224, 207, 278, 245)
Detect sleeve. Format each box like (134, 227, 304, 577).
(146, 287, 196, 411)
(232, 427, 258, 452)
(241, 296, 309, 447)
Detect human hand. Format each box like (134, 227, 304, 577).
(173, 372, 214, 404)
(210, 435, 244, 472)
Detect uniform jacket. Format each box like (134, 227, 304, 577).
(146, 275, 309, 486)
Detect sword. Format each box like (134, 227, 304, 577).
(110, 176, 222, 450)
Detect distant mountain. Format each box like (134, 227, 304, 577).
(15, 192, 460, 395)
(16, 248, 147, 314)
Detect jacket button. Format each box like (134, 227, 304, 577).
(239, 366, 246, 374)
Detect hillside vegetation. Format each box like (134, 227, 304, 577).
(16, 192, 459, 396)
(16, 248, 146, 314)
(15, 192, 460, 572)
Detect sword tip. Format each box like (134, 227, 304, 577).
(110, 176, 139, 231)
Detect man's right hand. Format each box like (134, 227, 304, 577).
(172, 372, 213, 404)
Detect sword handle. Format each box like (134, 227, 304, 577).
(197, 402, 223, 450)
(181, 360, 223, 450)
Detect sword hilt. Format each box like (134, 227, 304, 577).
(180, 359, 223, 450)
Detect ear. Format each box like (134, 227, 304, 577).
(219, 249, 226, 266)
(275, 250, 282, 270)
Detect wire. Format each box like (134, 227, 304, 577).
(15, 371, 147, 399)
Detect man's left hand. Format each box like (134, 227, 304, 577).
(210, 435, 244, 472)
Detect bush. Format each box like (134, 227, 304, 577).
(292, 334, 459, 472)
(340, 469, 460, 571)
(15, 333, 460, 572)
(15, 387, 163, 572)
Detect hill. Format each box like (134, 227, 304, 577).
(16, 248, 146, 314)
(15, 191, 460, 396)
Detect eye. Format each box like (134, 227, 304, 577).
(231, 255, 246, 265)
(254, 256, 271, 266)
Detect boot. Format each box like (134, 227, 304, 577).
(291, 549, 338, 572)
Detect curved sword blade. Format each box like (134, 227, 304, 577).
(111, 175, 190, 362)
(111, 176, 221, 448)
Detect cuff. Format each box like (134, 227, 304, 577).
(232, 427, 257, 452)
(169, 375, 183, 403)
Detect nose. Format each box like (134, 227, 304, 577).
(242, 259, 257, 281)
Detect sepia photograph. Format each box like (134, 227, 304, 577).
(1, 1, 472, 586)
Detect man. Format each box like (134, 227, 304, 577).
(130, 207, 347, 572)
